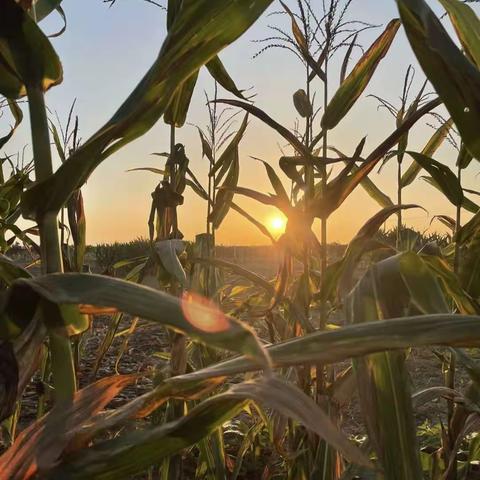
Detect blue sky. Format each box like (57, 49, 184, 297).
(5, 0, 480, 245)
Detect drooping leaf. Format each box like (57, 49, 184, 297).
(406, 151, 464, 207)
(8, 273, 270, 367)
(347, 252, 449, 479)
(164, 71, 199, 127)
(21, 0, 274, 220)
(214, 99, 310, 159)
(0, 99, 23, 150)
(422, 175, 479, 213)
(438, 0, 480, 67)
(401, 118, 453, 187)
(154, 239, 187, 286)
(319, 205, 420, 302)
(0, 0, 63, 98)
(25, 0, 63, 22)
(321, 19, 401, 130)
(230, 202, 275, 242)
(192, 257, 275, 295)
(49, 376, 369, 478)
(0, 375, 137, 479)
(206, 55, 246, 100)
(397, 0, 480, 159)
(421, 253, 478, 315)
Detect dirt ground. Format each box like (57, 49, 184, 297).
(5, 252, 479, 478)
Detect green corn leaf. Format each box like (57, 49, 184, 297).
(0, 99, 23, 150)
(0, 375, 138, 479)
(307, 98, 439, 219)
(230, 202, 275, 242)
(457, 142, 474, 170)
(321, 19, 400, 130)
(406, 151, 464, 207)
(421, 253, 478, 315)
(206, 55, 246, 100)
(164, 71, 199, 127)
(319, 205, 419, 302)
(211, 113, 248, 185)
(7, 273, 270, 368)
(192, 256, 275, 295)
(0, 0, 63, 98)
(164, 0, 245, 127)
(329, 146, 394, 208)
(0, 254, 32, 286)
(21, 0, 274, 221)
(401, 118, 453, 187)
(253, 158, 289, 204)
(347, 252, 450, 479)
(214, 99, 310, 160)
(397, 0, 480, 159)
(438, 0, 480, 67)
(27, 0, 63, 22)
(154, 239, 187, 286)
(210, 154, 239, 229)
(48, 376, 370, 479)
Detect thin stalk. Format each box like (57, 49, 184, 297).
(27, 84, 76, 402)
(454, 165, 462, 273)
(170, 124, 176, 187)
(304, 66, 313, 321)
(397, 160, 402, 250)
(211, 82, 218, 256)
(320, 55, 329, 330)
(446, 164, 462, 480)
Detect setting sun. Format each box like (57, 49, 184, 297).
(268, 215, 287, 234)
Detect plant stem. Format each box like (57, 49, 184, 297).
(170, 124, 176, 187)
(397, 160, 402, 250)
(27, 84, 76, 401)
(320, 56, 329, 330)
(454, 165, 462, 273)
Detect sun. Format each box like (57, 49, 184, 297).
(268, 215, 287, 234)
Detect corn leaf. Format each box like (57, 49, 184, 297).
(438, 0, 480, 67)
(0, 375, 137, 479)
(49, 376, 370, 478)
(26, 0, 63, 22)
(319, 205, 419, 302)
(321, 19, 400, 130)
(7, 273, 270, 367)
(210, 154, 239, 229)
(21, 0, 274, 221)
(397, 0, 480, 159)
(0, 99, 23, 150)
(0, 0, 63, 98)
(406, 151, 464, 207)
(347, 252, 449, 479)
(401, 118, 453, 188)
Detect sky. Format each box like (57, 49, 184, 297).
(4, 0, 480, 246)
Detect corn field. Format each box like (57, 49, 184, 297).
(3, 0, 480, 478)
